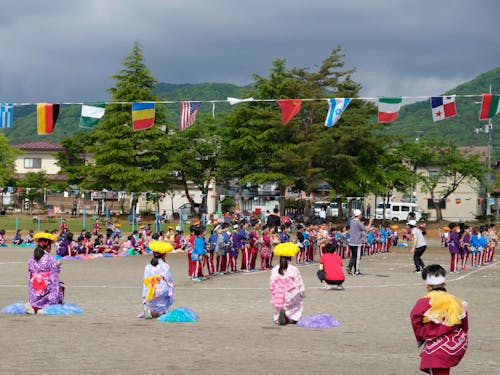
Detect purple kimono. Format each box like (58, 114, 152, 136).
(28, 252, 64, 309)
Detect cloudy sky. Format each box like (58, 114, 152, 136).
(0, 0, 498, 103)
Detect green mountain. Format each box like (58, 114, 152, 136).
(380, 66, 500, 159)
(2, 82, 248, 144)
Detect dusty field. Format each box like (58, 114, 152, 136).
(0, 237, 498, 375)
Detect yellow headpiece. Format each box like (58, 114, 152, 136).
(149, 241, 173, 254)
(273, 242, 300, 257)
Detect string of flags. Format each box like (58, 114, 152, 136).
(0, 94, 498, 135)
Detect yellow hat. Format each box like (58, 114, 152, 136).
(391, 225, 398, 230)
(115, 223, 121, 228)
(33, 232, 58, 242)
(149, 241, 173, 254)
(443, 226, 450, 231)
(139, 225, 145, 229)
(273, 242, 300, 257)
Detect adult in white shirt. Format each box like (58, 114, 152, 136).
(346, 209, 373, 275)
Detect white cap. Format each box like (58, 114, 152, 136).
(175, 226, 182, 231)
(408, 220, 417, 226)
(353, 209, 362, 217)
(426, 274, 446, 285)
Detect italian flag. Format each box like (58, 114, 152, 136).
(80, 103, 105, 129)
(479, 94, 500, 120)
(377, 97, 403, 123)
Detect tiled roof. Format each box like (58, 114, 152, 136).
(15, 173, 67, 182)
(11, 140, 66, 151)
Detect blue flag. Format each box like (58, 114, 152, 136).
(324, 98, 350, 127)
(0, 103, 14, 128)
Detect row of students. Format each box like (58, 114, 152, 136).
(446, 223, 496, 272)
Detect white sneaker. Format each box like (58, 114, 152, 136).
(143, 304, 152, 319)
(321, 285, 332, 290)
(25, 303, 35, 315)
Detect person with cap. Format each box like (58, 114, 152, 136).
(410, 264, 468, 374)
(269, 243, 305, 325)
(26, 232, 65, 314)
(346, 209, 373, 276)
(409, 219, 427, 273)
(141, 241, 175, 319)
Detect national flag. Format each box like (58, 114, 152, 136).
(179, 101, 201, 131)
(80, 103, 105, 129)
(278, 99, 302, 125)
(37, 103, 60, 135)
(431, 96, 457, 122)
(377, 97, 402, 123)
(227, 97, 254, 105)
(132, 102, 155, 131)
(479, 94, 500, 120)
(324, 98, 350, 127)
(0, 103, 14, 128)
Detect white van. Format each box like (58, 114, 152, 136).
(375, 202, 424, 221)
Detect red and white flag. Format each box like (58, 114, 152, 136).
(179, 101, 201, 131)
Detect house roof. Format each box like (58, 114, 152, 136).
(11, 140, 65, 151)
(15, 173, 67, 182)
(457, 146, 489, 163)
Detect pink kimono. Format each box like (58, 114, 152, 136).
(269, 264, 305, 323)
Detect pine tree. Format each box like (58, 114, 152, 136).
(86, 42, 173, 202)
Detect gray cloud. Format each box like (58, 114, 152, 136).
(0, 0, 498, 103)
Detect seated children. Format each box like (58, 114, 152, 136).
(13, 229, 24, 245)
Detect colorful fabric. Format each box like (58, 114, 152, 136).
(411, 293, 468, 371)
(0, 103, 14, 128)
(132, 102, 155, 131)
(377, 97, 402, 123)
(324, 98, 350, 127)
(144, 274, 163, 301)
(80, 103, 105, 129)
(28, 252, 64, 308)
(423, 290, 467, 326)
(270, 264, 305, 322)
(479, 93, 500, 120)
(37, 103, 60, 135)
(142, 259, 174, 316)
(431, 96, 457, 122)
(278, 99, 302, 124)
(179, 101, 201, 131)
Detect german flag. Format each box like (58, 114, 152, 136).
(132, 102, 155, 131)
(37, 103, 60, 135)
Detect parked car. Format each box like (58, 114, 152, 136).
(314, 201, 347, 218)
(375, 202, 425, 221)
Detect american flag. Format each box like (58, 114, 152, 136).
(0, 103, 14, 128)
(179, 101, 201, 131)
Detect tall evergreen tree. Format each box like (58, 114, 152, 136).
(86, 42, 173, 209)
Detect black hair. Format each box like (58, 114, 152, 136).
(324, 243, 336, 253)
(150, 252, 164, 267)
(278, 256, 290, 275)
(421, 264, 447, 290)
(34, 245, 45, 261)
(449, 222, 458, 230)
(66, 232, 73, 241)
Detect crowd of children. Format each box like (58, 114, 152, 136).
(441, 223, 496, 273)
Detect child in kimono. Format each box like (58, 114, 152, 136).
(410, 264, 468, 374)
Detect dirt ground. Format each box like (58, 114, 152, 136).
(0, 237, 498, 375)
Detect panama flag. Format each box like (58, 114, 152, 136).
(431, 96, 457, 122)
(278, 99, 302, 124)
(324, 98, 350, 127)
(479, 94, 500, 120)
(377, 97, 402, 123)
(132, 102, 155, 131)
(80, 103, 105, 129)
